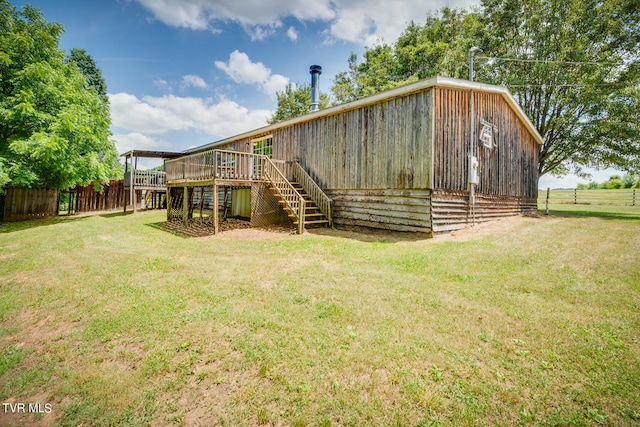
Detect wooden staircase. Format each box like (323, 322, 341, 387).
(291, 182, 330, 228)
(270, 181, 330, 229)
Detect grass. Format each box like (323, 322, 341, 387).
(1, 209, 639, 426)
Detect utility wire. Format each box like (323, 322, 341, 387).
(476, 55, 622, 66)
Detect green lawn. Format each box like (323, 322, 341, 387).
(1, 210, 639, 426)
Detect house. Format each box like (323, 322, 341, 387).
(163, 74, 542, 235)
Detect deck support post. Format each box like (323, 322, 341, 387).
(213, 184, 219, 234)
(166, 187, 172, 221)
(132, 155, 137, 213)
(183, 186, 189, 226)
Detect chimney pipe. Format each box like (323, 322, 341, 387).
(309, 65, 322, 112)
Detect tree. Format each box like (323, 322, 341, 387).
(622, 173, 639, 188)
(480, 0, 640, 177)
(66, 48, 108, 104)
(331, 8, 483, 103)
(0, 2, 119, 190)
(602, 175, 625, 189)
(328, 1, 640, 180)
(267, 83, 330, 124)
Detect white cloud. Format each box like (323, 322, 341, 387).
(109, 92, 271, 138)
(246, 22, 282, 41)
(286, 26, 298, 41)
(110, 92, 193, 134)
(135, 0, 335, 33)
(215, 50, 289, 98)
(134, 0, 477, 45)
(181, 74, 208, 89)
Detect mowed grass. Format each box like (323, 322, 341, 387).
(1, 210, 639, 426)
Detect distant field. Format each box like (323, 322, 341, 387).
(538, 188, 638, 207)
(1, 210, 639, 426)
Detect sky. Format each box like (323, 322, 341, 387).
(10, 0, 623, 188)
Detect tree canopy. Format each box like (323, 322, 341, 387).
(326, 0, 640, 179)
(267, 82, 330, 124)
(66, 48, 108, 104)
(0, 1, 119, 190)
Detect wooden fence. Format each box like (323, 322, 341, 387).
(1, 180, 133, 222)
(1, 187, 59, 222)
(74, 180, 126, 213)
(539, 188, 638, 208)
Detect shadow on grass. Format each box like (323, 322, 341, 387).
(0, 215, 90, 233)
(146, 221, 194, 238)
(99, 211, 134, 218)
(307, 225, 431, 243)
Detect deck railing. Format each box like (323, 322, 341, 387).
(165, 149, 264, 182)
(263, 158, 306, 234)
(125, 169, 166, 188)
(165, 149, 307, 233)
(293, 162, 332, 227)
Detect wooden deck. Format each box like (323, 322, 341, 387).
(124, 169, 167, 191)
(165, 149, 331, 234)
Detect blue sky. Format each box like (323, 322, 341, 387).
(11, 0, 622, 188)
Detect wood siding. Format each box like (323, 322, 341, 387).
(431, 189, 537, 233)
(326, 189, 431, 233)
(277, 90, 434, 190)
(202, 82, 541, 234)
(433, 87, 539, 199)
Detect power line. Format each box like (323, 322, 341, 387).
(509, 83, 623, 87)
(476, 55, 622, 66)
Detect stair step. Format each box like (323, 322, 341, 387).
(294, 219, 329, 225)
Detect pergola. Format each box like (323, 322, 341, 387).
(121, 150, 183, 213)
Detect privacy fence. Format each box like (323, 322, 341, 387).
(0, 187, 60, 222)
(1, 180, 136, 222)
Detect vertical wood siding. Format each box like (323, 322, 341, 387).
(287, 90, 433, 190)
(433, 87, 539, 198)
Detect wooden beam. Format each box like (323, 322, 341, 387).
(183, 185, 188, 226)
(213, 184, 219, 234)
(166, 188, 172, 221)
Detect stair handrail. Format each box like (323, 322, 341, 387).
(293, 162, 332, 227)
(263, 157, 306, 234)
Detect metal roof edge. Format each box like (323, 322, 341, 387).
(186, 76, 543, 154)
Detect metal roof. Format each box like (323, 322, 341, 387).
(186, 76, 544, 155)
(120, 150, 184, 158)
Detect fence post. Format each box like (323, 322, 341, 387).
(633, 189, 636, 206)
(574, 188, 577, 204)
(546, 187, 550, 215)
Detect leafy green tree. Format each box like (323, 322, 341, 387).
(267, 83, 330, 124)
(0, 2, 118, 190)
(602, 176, 625, 189)
(331, 8, 483, 103)
(480, 0, 640, 177)
(622, 173, 639, 188)
(329, 1, 640, 180)
(66, 48, 108, 103)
